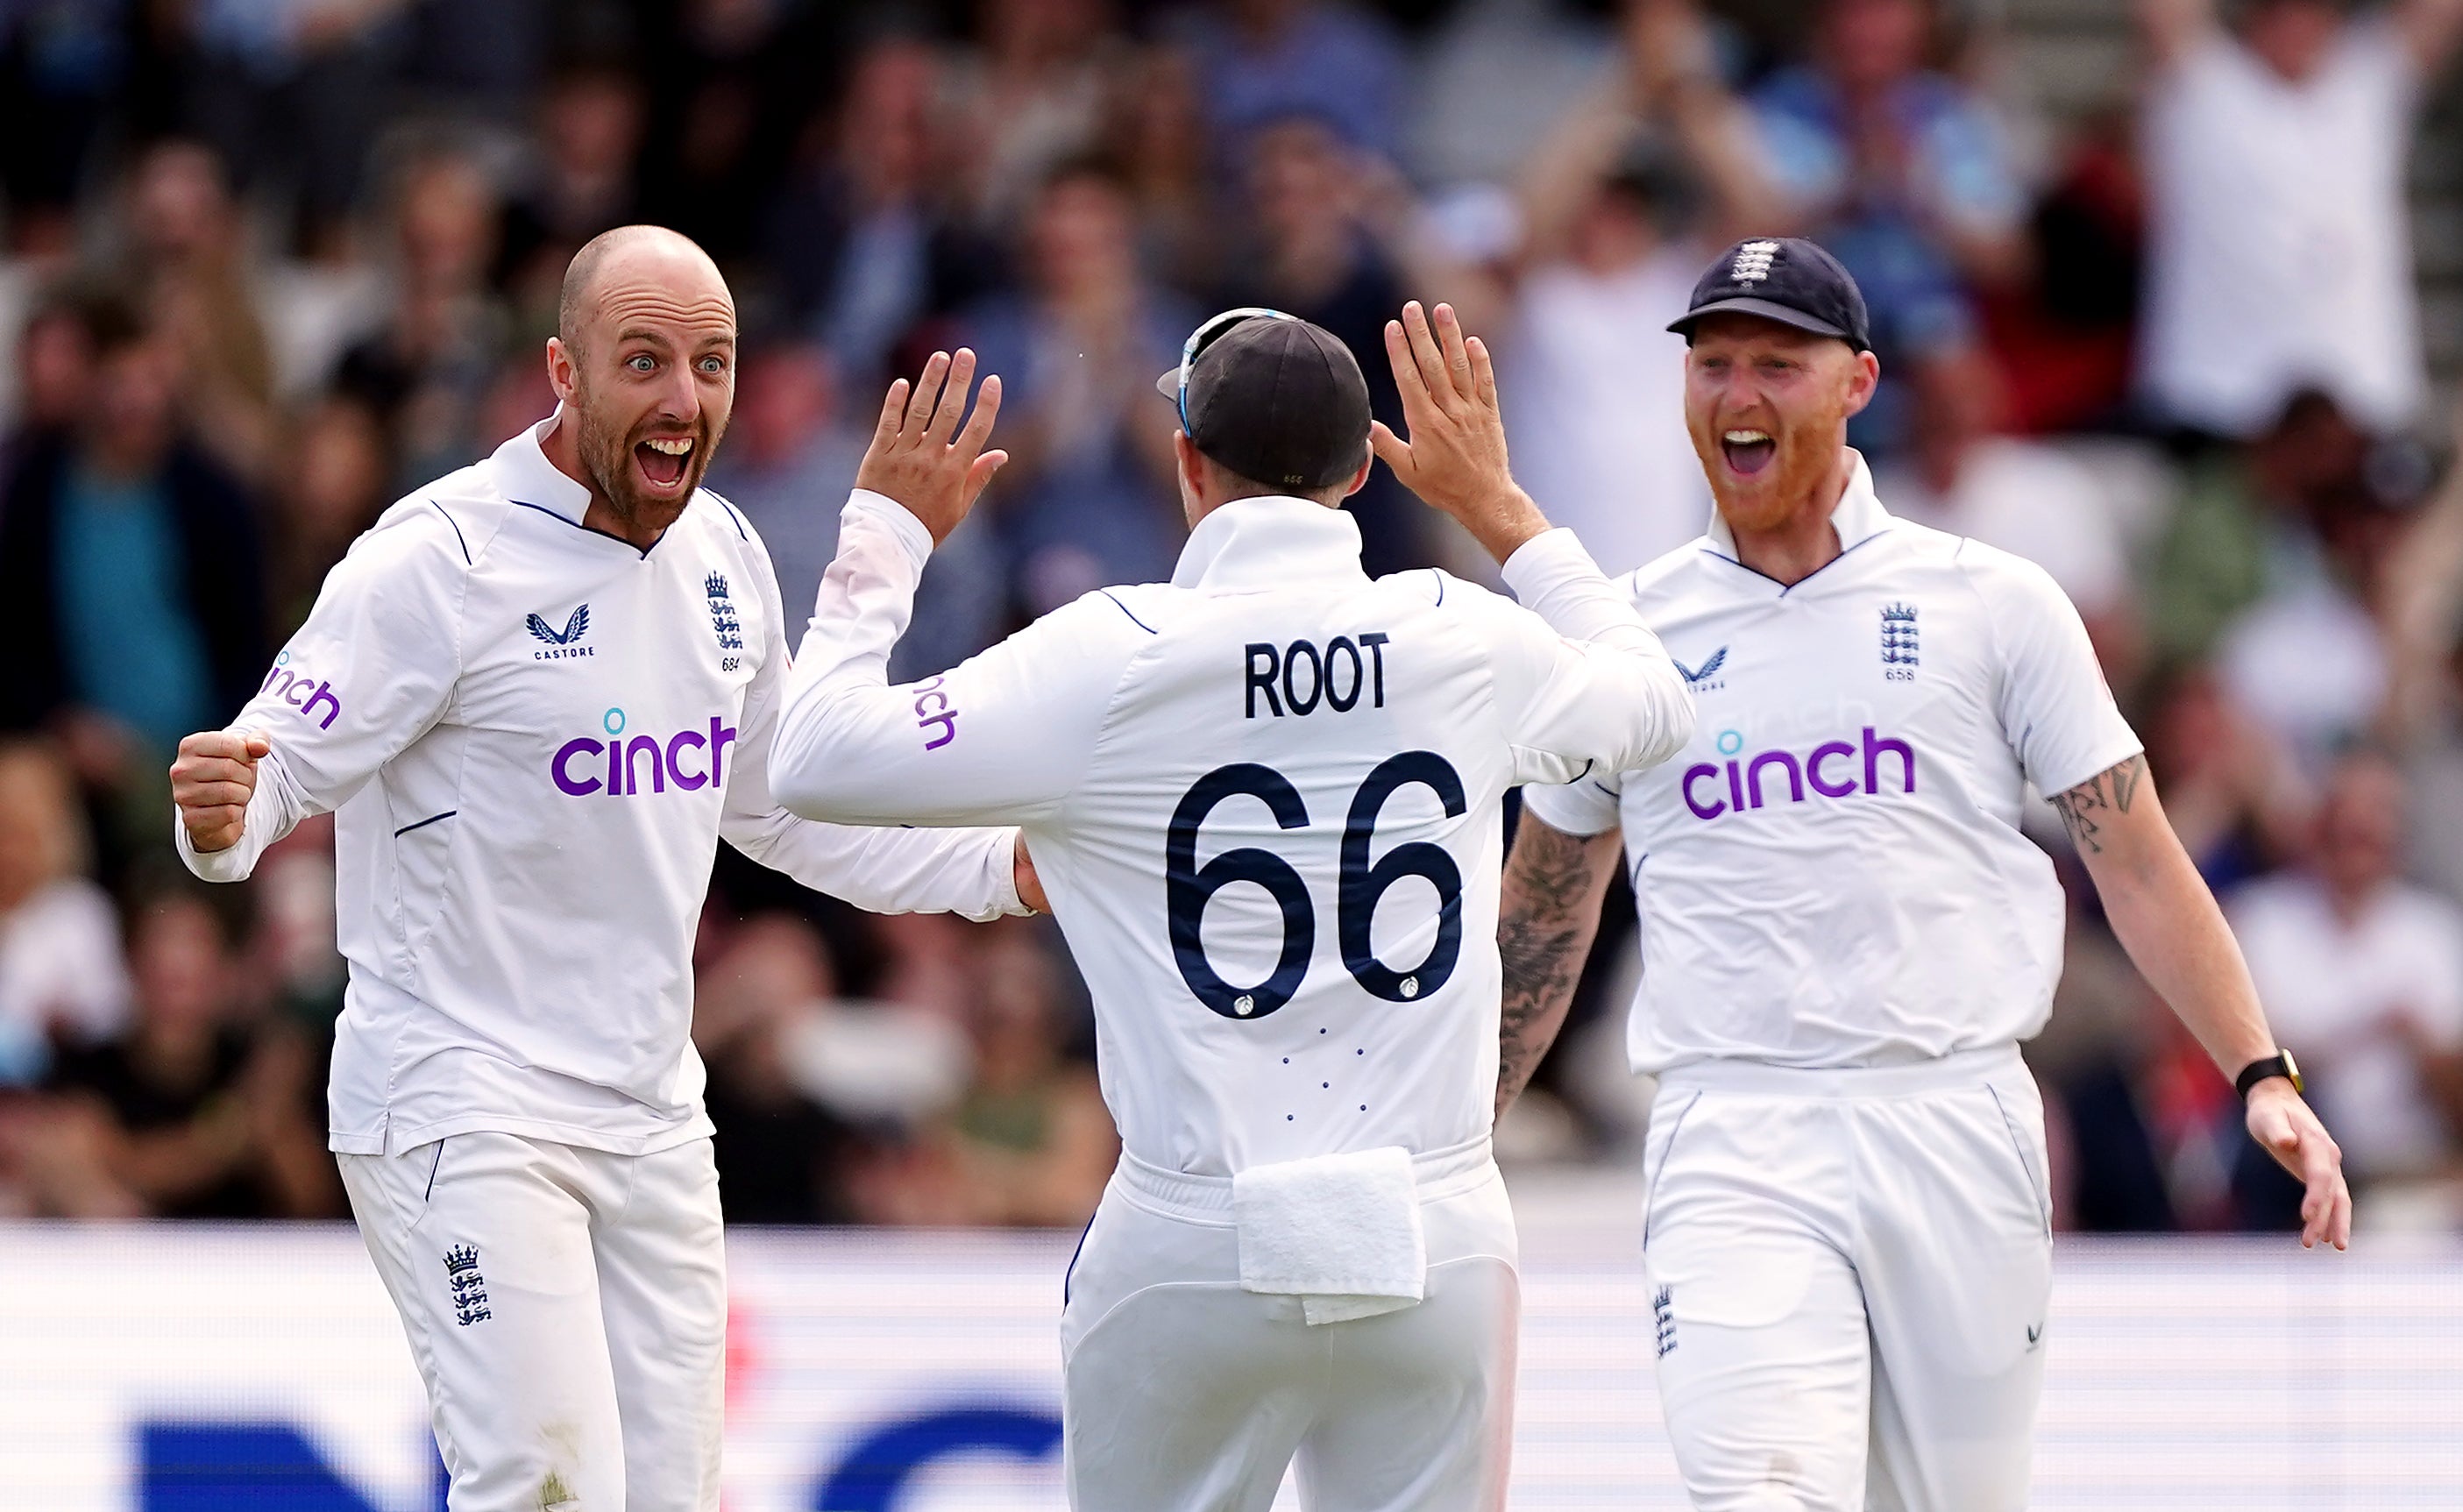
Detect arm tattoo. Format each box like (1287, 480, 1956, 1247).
(1496, 820, 1615, 1118)
(2050, 752, 2147, 855)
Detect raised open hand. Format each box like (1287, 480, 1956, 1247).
(1368, 302, 1549, 565)
(854, 348, 1008, 546)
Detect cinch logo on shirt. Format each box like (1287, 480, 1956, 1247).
(551, 708, 737, 796)
(913, 674, 956, 750)
(1682, 727, 1914, 820)
(260, 656, 342, 730)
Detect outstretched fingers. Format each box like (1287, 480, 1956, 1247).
(1384, 317, 1430, 407)
(873, 378, 911, 447)
(955, 372, 1003, 464)
(1433, 303, 1475, 396)
(927, 349, 978, 443)
(904, 351, 951, 432)
(1467, 334, 1499, 411)
(1399, 302, 1455, 407)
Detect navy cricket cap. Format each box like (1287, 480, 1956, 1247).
(1669, 237, 1872, 353)
(1154, 313, 1372, 493)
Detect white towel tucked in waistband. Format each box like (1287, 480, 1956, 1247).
(1232, 1146, 1426, 1326)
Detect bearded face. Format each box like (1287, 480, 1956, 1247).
(1681, 316, 1875, 537)
(569, 359, 722, 533)
(548, 235, 739, 542)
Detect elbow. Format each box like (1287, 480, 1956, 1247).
(770, 760, 838, 823)
(1636, 671, 1699, 770)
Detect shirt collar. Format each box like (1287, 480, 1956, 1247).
(1702, 449, 1894, 563)
(489, 408, 595, 523)
(1169, 495, 1368, 592)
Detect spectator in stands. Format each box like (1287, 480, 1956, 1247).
(496, 63, 645, 327)
(2136, 0, 2463, 440)
(2190, 401, 2412, 762)
(1099, 44, 1220, 295)
(945, 920, 1114, 1226)
(0, 0, 124, 256)
(2150, 387, 2370, 666)
(1174, 0, 1405, 162)
(948, 0, 1121, 230)
(122, 141, 278, 484)
(1751, 0, 2026, 451)
(184, 0, 399, 259)
(2230, 747, 2463, 1189)
(0, 293, 266, 789)
(0, 740, 129, 1085)
(1217, 113, 1490, 573)
(962, 160, 1190, 612)
(695, 914, 862, 1224)
(266, 397, 392, 635)
(336, 147, 510, 494)
(2139, 664, 2311, 889)
(705, 337, 1004, 678)
(45, 886, 337, 1217)
(765, 37, 1002, 387)
(1503, 0, 1777, 572)
(633, 0, 838, 264)
(1878, 345, 2142, 682)
(3, 282, 99, 462)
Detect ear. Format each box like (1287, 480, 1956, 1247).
(1175, 429, 1208, 496)
(1338, 451, 1373, 500)
(545, 336, 579, 406)
(1842, 349, 1882, 421)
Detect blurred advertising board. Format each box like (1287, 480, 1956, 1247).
(4, 1204, 2460, 1509)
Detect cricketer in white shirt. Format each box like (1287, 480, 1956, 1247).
(1499, 235, 2349, 1512)
(771, 312, 1694, 1512)
(169, 229, 1027, 1512)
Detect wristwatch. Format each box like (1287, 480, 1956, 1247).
(2233, 1049, 2304, 1100)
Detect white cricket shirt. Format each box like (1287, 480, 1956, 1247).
(177, 416, 1024, 1156)
(772, 492, 1694, 1176)
(1522, 455, 2142, 1073)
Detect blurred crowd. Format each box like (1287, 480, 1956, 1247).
(2, 0, 2463, 1233)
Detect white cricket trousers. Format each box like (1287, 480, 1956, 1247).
(1061, 1136, 1520, 1512)
(1641, 1045, 2054, 1512)
(336, 1132, 728, 1512)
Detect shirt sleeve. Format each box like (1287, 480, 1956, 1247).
(1485, 529, 1696, 791)
(174, 507, 465, 883)
(769, 490, 1131, 830)
(719, 522, 1026, 921)
(1975, 544, 2143, 796)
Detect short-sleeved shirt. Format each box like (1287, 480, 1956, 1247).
(2139, 23, 2424, 436)
(2228, 875, 2463, 1178)
(1523, 455, 2142, 1073)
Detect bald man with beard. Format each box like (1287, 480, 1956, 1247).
(167, 227, 1042, 1510)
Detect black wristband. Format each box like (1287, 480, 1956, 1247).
(2234, 1050, 2303, 1100)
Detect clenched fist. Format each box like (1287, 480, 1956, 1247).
(171, 729, 270, 854)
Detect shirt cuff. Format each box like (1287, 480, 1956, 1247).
(844, 488, 936, 569)
(173, 808, 255, 883)
(1500, 526, 1608, 602)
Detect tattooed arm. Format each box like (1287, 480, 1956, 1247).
(1495, 812, 1627, 1118)
(2054, 753, 2353, 1248)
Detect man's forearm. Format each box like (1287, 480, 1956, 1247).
(1496, 814, 1623, 1118)
(2063, 756, 2276, 1075)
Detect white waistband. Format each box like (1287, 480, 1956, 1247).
(1114, 1134, 1497, 1224)
(1654, 1042, 2026, 1097)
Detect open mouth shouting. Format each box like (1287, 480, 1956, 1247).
(1721, 428, 1778, 477)
(635, 433, 696, 494)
